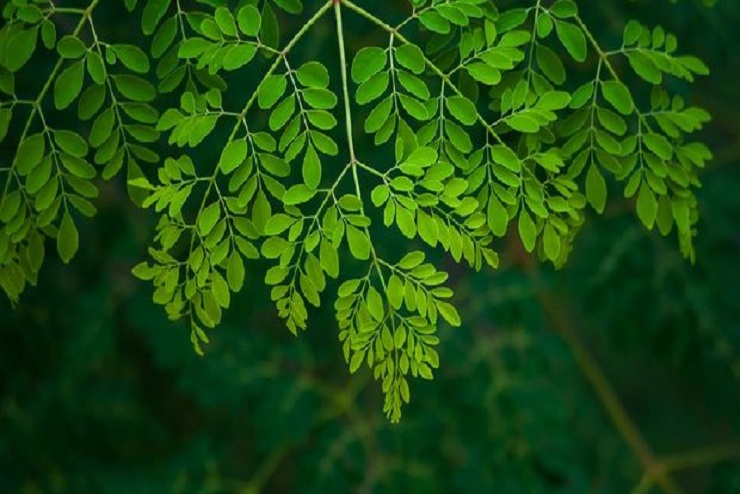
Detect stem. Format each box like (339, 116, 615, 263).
(661, 442, 740, 472)
(334, 0, 356, 164)
(333, 1, 387, 289)
(527, 267, 684, 494)
(335, 2, 400, 414)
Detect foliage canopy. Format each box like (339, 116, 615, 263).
(0, 0, 713, 423)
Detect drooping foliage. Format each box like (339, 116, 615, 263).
(0, 0, 712, 422)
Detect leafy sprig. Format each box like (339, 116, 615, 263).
(0, 0, 712, 422)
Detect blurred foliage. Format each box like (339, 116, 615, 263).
(1, 0, 739, 493)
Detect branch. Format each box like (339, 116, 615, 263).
(522, 258, 684, 493)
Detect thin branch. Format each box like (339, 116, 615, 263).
(522, 258, 683, 494)
(661, 442, 740, 473)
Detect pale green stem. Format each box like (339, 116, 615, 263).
(335, 1, 356, 164)
(335, 1, 400, 414)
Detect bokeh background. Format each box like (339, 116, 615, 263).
(1, 0, 739, 492)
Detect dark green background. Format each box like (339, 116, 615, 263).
(1, 0, 739, 492)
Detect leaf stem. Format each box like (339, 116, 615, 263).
(334, 0, 356, 164)
(334, 3, 387, 287)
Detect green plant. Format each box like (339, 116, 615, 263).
(0, 0, 712, 423)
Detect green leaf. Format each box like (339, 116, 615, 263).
(356, 71, 389, 105)
(223, 44, 257, 71)
(13, 133, 45, 175)
(643, 133, 673, 161)
(237, 5, 262, 36)
(506, 114, 540, 133)
(490, 145, 520, 172)
(346, 225, 370, 260)
(257, 75, 287, 109)
(41, 20, 57, 50)
(0, 191, 21, 223)
(518, 209, 536, 252)
(398, 251, 425, 270)
(90, 108, 116, 148)
(303, 89, 337, 110)
(537, 91, 571, 111)
(296, 61, 329, 89)
(178, 38, 211, 58)
(394, 44, 425, 74)
(114, 75, 156, 102)
(585, 164, 607, 213)
(387, 274, 404, 310)
(397, 71, 429, 100)
(142, 0, 170, 35)
(351, 47, 387, 84)
(57, 211, 79, 264)
(436, 300, 461, 327)
(600, 80, 634, 115)
(466, 63, 501, 85)
(536, 44, 566, 84)
(398, 94, 429, 121)
(226, 251, 245, 292)
(417, 209, 438, 246)
(283, 184, 316, 205)
(198, 203, 221, 236)
(54, 130, 88, 158)
(211, 271, 231, 308)
(319, 238, 339, 278)
(219, 140, 248, 174)
(57, 36, 87, 59)
(636, 182, 657, 229)
(622, 21, 643, 46)
(54, 61, 85, 110)
(487, 195, 508, 236)
(405, 146, 437, 167)
(679, 56, 709, 76)
(131, 262, 158, 281)
(5, 27, 38, 72)
(264, 214, 295, 235)
(550, 0, 578, 18)
(418, 11, 451, 34)
(273, 0, 302, 14)
(269, 95, 296, 131)
(366, 285, 384, 321)
(445, 96, 477, 126)
(214, 7, 237, 36)
(260, 153, 290, 177)
(543, 223, 561, 260)
(349, 350, 365, 373)
(112, 44, 150, 74)
(627, 52, 662, 84)
(0, 109, 11, 142)
(364, 97, 393, 133)
(555, 21, 587, 62)
(259, 3, 280, 49)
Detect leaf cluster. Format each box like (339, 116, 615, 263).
(0, 0, 713, 422)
